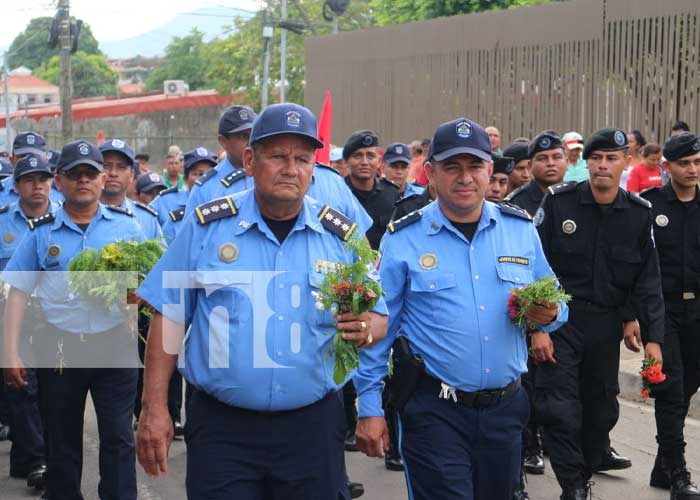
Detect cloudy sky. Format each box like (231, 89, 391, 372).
(1, 0, 261, 48)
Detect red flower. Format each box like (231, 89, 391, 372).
(640, 388, 650, 399)
(641, 364, 666, 384)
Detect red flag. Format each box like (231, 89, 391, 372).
(315, 90, 332, 164)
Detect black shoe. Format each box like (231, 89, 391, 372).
(348, 481, 364, 498)
(512, 486, 530, 500)
(27, 464, 47, 490)
(0, 424, 9, 441)
(559, 484, 590, 500)
(595, 446, 631, 472)
(650, 454, 671, 489)
(670, 468, 700, 500)
(385, 455, 404, 471)
(344, 430, 358, 452)
(174, 420, 185, 439)
(523, 449, 545, 475)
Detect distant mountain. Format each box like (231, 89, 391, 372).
(100, 6, 255, 58)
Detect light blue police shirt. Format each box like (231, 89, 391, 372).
(149, 187, 189, 227)
(402, 182, 424, 199)
(121, 198, 163, 241)
(0, 201, 59, 270)
(185, 157, 252, 216)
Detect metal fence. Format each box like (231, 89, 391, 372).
(304, 0, 700, 146)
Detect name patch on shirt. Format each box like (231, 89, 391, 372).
(315, 259, 344, 274)
(498, 256, 529, 266)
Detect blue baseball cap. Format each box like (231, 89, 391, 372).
(136, 172, 167, 193)
(13, 153, 53, 180)
(218, 105, 257, 135)
(13, 132, 47, 156)
(99, 138, 138, 174)
(427, 118, 492, 162)
(0, 157, 13, 179)
(383, 143, 411, 164)
(46, 150, 60, 172)
(184, 147, 218, 173)
(250, 103, 323, 149)
(57, 140, 104, 172)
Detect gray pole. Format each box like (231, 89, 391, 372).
(261, 13, 272, 109)
(3, 53, 11, 154)
(58, 0, 73, 144)
(333, 12, 339, 34)
(279, 0, 287, 103)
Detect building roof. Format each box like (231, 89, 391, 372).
(0, 90, 232, 127)
(1, 75, 59, 93)
(118, 82, 145, 95)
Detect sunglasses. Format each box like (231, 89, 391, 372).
(61, 168, 101, 181)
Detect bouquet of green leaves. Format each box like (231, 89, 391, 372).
(507, 275, 571, 329)
(312, 238, 384, 384)
(67, 239, 163, 313)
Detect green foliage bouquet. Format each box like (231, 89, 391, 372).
(507, 276, 571, 329)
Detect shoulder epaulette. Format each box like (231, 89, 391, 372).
(133, 201, 158, 217)
(387, 210, 421, 233)
(547, 181, 578, 196)
(194, 168, 217, 186)
(220, 168, 246, 187)
(194, 196, 238, 224)
(0, 204, 8, 214)
(318, 205, 357, 241)
(504, 184, 527, 201)
(315, 162, 340, 175)
(169, 207, 185, 222)
(106, 205, 134, 217)
(498, 202, 532, 221)
(159, 186, 178, 196)
(27, 212, 55, 230)
(629, 192, 652, 208)
(394, 194, 420, 207)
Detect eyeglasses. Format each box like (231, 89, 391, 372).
(61, 168, 101, 181)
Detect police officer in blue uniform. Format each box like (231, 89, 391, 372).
(0, 154, 58, 490)
(355, 117, 569, 500)
(185, 105, 257, 214)
(98, 138, 163, 241)
(0, 156, 12, 179)
(135, 102, 388, 499)
(382, 143, 423, 199)
(135, 172, 167, 205)
(3, 140, 146, 500)
(0, 132, 48, 206)
(46, 150, 64, 203)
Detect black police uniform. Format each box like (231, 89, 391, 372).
(390, 187, 433, 221)
(505, 181, 544, 221)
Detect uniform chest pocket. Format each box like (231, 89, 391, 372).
(607, 246, 642, 289)
(308, 272, 337, 328)
(409, 271, 459, 325)
(496, 263, 535, 287)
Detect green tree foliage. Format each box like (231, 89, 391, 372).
(7, 17, 101, 69)
(37, 52, 118, 98)
(144, 29, 212, 92)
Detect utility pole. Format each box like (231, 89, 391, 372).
(279, 0, 287, 103)
(3, 53, 11, 154)
(332, 13, 338, 34)
(58, 0, 73, 144)
(261, 12, 273, 109)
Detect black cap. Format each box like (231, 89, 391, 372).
(13, 132, 47, 156)
(0, 157, 13, 178)
(492, 154, 514, 175)
(46, 150, 60, 172)
(383, 143, 411, 164)
(99, 138, 138, 174)
(343, 130, 379, 160)
(136, 172, 167, 193)
(13, 153, 53, 180)
(250, 103, 323, 149)
(218, 105, 257, 135)
(528, 131, 564, 159)
(503, 141, 530, 165)
(663, 132, 700, 161)
(582, 128, 629, 160)
(57, 140, 104, 172)
(184, 147, 218, 173)
(427, 118, 491, 162)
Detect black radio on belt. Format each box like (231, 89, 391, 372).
(389, 336, 425, 411)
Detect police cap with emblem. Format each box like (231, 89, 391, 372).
(12, 132, 47, 156)
(492, 153, 514, 175)
(343, 130, 379, 160)
(383, 143, 411, 165)
(184, 147, 218, 173)
(13, 153, 52, 180)
(582, 127, 629, 160)
(46, 150, 60, 173)
(136, 172, 167, 193)
(503, 141, 531, 165)
(218, 105, 257, 135)
(250, 103, 324, 149)
(663, 132, 700, 161)
(0, 157, 13, 179)
(427, 117, 491, 162)
(528, 131, 563, 159)
(99, 138, 139, 175)
(57, 140, 104, 172)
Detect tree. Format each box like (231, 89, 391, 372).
(144, 29, 212, 92)
(7, 17, 101, 70)
(37, 52, 118, 98)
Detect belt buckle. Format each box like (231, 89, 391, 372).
(683, 292, 696, 300)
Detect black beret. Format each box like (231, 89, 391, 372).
(528, 131, 563, 159)
(492, 153, 514, 175)
(343, 130, 379, 160)
(502, 141, 530, 164)
(663, 132, 700, 161)
(582, 127, 628, 160)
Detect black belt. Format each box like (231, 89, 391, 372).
(193, 388, 338, 417)
(418, 374, 520, 409)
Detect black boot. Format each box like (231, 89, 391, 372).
(594, 446, 632, 472)
(650, 454, 671, 489)
(512, 468, 530, 500)
(670, 465, 700, 499)
(559, 481, 591, 500)
(524, 447, 545, 475)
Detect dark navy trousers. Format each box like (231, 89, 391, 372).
(399, 384, 529, 500)
(6, 368, 45, 474)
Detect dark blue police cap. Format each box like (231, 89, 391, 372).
(528, 131, 564, 159)
(663, 132, 700, 161)
(343, 130, 379, 160)
(99, 138, 138, 174)
(46, 150, 60, 172)
(13, 153, 52, 180)
(57, 140, 104, 172)
(0, 157, 13, 178)
(503, 141, 531, 164)
(250, 103, 323, 149)
(13, 132, 47, 156)
(218, 105, 257, 135)
(428, 118, 491, 162)
(383, 143, 411, 164)
(582, 128, 629, 160)
(136, 172, 167, 193)
(492, 153, 515, 175)
(184, 147, 218, 173)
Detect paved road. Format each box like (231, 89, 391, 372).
(1, 398, 698, 500)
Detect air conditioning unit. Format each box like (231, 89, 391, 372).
(164, 80, 189, 96)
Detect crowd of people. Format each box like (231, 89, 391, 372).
(0, 103, 698, 500)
